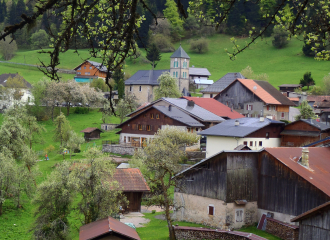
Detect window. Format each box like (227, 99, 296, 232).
(84, 66, 86, 69)
(174, 58, 178, 68)
(195, 128, 199, 132)
(144, 114, 147, 118)
(138, 124, 142, 130)
(150, 113, 154, 119)
(210, 94, 213, 98)
(243, 141, 247, 146)
(147, 125, 151, 131)
(273, 106, 277, 111)
(247, 104, 253, 110)
(250, 141, 253, 146)
(281, 112, 285, 119)
(139, 86, 142, 91)
(187, 128, 190, 132)
(236, 209, 243, 222)
(173, 72, 175, 77)
(259, 141, 262, 146)
(124, 136, 126, 143)
(267, 106, 270, 111)
(266, 132, 269, 139)
(208, 205, 214, 216)
(156, 114, 159, 119)
(128, 137, 131, 142)
(129, 86, 132, 91)
(85, 72, 90, 75)
(89, 66, 92, 69)
(77, 72, 81, 75)
(176, 72, 178, 78)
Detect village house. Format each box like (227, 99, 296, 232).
(79, 216, 141, 240)
(199, 117, 284, 157)
(125, 46, 210, 105)
(318, 109, 330, 124)
(280, 119, 330, 147)
(74, 60, 108, 82)
(214, 78, 295, 120)
(291, 201, 330, 240)
(173, 147, 330, 233)
(200, 72, 245, 98)
(278, 84, 302, 97)
(113, 168, 150, 212)
(80, 127, 103, 141)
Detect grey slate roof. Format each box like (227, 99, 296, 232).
(87, 60, 108, 72)
(200, 72, 245, 93)
(162, 98, 224, 122)
(170, 46, 190, 59)
(0, 73, 32, 88)
(125, 70, 169, 86)
(153, 106, 204, 127)
(199, 117, 284, 137)
(189, 67, 211, 76)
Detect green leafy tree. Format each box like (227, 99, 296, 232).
(272, 27, 289, 49)
(30, 29, 50, 49)
(53, 113, 71, 146)
(5, 75, 27, 100)
(0, 36, 17, 60)
(154, 72, 181, 100)
(295, 100, 316, 120)
(189, 37, 209, 53)
(300, 72, 315, 90)
(116, 99, 130, 124)
(29, 78, 49, 121)
(240, 66, 269, 81)
(70, 148, 125, 224)
(309, 86, 325, 95)
(33, 161, 73, 240)
(146, 43, 161, 69)
(163, 0, 183, 28)
(65, 130, 85, 159)
(113, 66, 125, 99)
(132, 128, 199, 240)
(90, 78, 108, 92)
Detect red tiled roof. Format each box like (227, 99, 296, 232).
(114, 168, 150, 192)
(288, 97, 299, 102)
(80, 127, 103, 133)
(182, 97, 245, 119)
(307, 95, 330, 102)
(264, 147, 330, 197)
(79, 216, 141, 240)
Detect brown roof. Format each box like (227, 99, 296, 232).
(314, 101, 330, 108)
(264, 147, 330, 197)
(291, 201, 330, 222)
(114, 168, 150, 192)
(80, 127, 103, 133)
(288, 97, 299, 102)
(307, 95, 330, 102)
(79, 216, 141, 240)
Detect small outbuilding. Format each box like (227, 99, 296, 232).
(79, 216, 141, 240)
(80, 127, 103, 140)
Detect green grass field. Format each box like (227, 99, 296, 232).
(1, 34, 330, 87)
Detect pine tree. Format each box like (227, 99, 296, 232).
(8, 1, 16, 25)
(163, 0, 183, 28)
(15, 0, 26, 24)
(146, 43, 161, 69)
(299, 72, 315, 90)
(0, 1, 3, 23)
(112, 66, 125, 98)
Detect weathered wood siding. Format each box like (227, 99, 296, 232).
(258, 152, 330, 216)
(177, 152, 228, 201)
(284, 121, 320, 132)
(226, 153, 258, 202)
(84, 130, 101, 139)
(121, 108, 188, 136)
(298, 207, 330, 240)
(177, 152, 258, 203)
(215, 81, 261, 109)
(247, 123, 284, 138)
(123, 192, 143, 212)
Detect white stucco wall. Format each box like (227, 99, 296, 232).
(205, 136, 281, 158)
(173, 193, 258, 230)
(119, 133, 154, 144)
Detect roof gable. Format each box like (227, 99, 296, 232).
(285, 119, 330, 131)
(80, 127, 103, 133)
(170, 45, 190, 59)
(200, 72, 244, 93)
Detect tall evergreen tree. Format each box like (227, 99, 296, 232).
(146, 43, 161, 69)
(0, 1, 3, 23)
(112, 66, 124, 90)
(15, 0, 26, 24)
(8, 1, 16, 25)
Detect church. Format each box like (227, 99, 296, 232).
(125, 46, 211, 105)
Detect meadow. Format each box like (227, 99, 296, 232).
(1, 34, 330, 87)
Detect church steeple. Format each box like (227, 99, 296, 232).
(170, 45, 190, 92)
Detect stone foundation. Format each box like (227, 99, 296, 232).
(174, 226, 267, 240)
(265, 218, 299, 240)
(102, 144, 138, 155)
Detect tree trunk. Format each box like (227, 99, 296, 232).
(67, 104, 70, 116)
(162, 179, 176, 240)
(52, 105, 55, 121)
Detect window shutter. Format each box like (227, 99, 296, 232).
(275, 106, 277, 111)
(246, 105, 248, 110)
(267, 106, 269, 111)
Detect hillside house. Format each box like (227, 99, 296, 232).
(74, 60, 108, 82)
(79, 216, 141, 240)
(291, 201, 330, 240)
(278, 84, 302, 97)
(280, 119, 330, 147)
(125, 46, 211, 105)
(199, 117, 284, 157)
(113, 168, 150, 212)
(318, 109, 330, 124)
(200, 72, 245, 98)
(173, 147, 330, 231)
(182, 97, 245, 119)
(80, 127, 103, 140)
(214, 78, 295, 121)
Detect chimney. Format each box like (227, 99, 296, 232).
(235, 120, 239, 126)
(187, 100, 195, 107)
(260, 116, 264, 122)
(301, 148, 309, 168)
(168, 105, 172, 111)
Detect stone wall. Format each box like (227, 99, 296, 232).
(102, 144, 138, 155)
(265, 218, 299, 240)
(174, 226, 267, 240)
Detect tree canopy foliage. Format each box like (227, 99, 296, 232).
(154, 72, 181, 100)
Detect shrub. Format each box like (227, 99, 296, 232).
(74, 107, 89, 114)
(30, 29, 50, 49)
(272, 27, 289, 49)
(44, 145, 55, 154)
(152, 210, 156, 214)
(189, 38, 209, 53)
(152, 18, 171, 36)
(149, 34, 175, 53)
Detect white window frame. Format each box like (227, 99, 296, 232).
(235, 209, 244, 222)
(248, 104, 253, 110)
(89, 66, 93, 69)
(208, 204, 215, 216)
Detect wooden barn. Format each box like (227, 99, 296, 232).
(79, 216, 141, 240)
(280, 119, 330, 147)
(113, 168, 150, 212)
(80, 127, 103, 140)
(291, 201, 330, 240)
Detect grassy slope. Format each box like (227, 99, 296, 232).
(1, 34, 330, 86)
